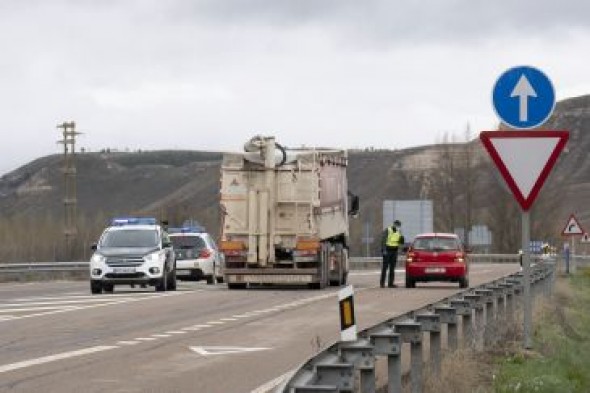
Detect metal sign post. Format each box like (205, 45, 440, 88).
(521, 211, 532, 348)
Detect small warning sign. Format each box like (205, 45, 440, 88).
(562, 214, 585, 236)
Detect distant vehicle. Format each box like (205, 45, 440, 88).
(168, 226, 224, 284)
(219, 135, 359, 289)
(89, 217, 177, 294)
(405, 233, 469, 288)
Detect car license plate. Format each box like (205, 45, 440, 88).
(176, 269, 191, 275)
(425, 267, 446, 274)
(113, 267, 136, 274)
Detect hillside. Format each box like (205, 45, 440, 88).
(1, 95, 589, 261)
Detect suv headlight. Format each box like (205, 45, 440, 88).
(91, 253, 106, 264)
(145, 251, 165, 263)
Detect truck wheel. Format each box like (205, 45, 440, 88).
(103, 284, 114, 293)
(205, 275, 214, 285)
(227, 283, 247, 290)
(90, 281, 102, 294)
(155, 268, 168, 292)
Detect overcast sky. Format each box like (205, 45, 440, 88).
(1, 0, 590, 175)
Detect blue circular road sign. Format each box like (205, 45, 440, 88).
(492, 66, 555, 129)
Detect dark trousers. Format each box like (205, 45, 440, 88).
(381, 247, 398, 287)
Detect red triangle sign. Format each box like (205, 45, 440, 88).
(479, 131, 569, 211)
(561, 214, 585, 236)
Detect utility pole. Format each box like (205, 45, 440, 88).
(57, 121, 82, 261)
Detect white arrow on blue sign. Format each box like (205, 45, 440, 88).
(492, 66, 556, 130)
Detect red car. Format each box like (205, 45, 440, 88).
(405, 233, 469, 288)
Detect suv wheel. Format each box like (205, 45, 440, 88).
(90, 281, 103, 294)
(156, 268, 168, 292)
(168, 268, 177, 291)
(103, 284, 114, 293)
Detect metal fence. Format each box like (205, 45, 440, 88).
(281, 261, 556, 393)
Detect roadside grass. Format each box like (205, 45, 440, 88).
(493, 270, 590, 393)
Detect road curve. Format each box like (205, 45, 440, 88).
(0, 264, 519, 393)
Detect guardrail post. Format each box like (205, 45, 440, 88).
(464, 293, 484, 350)
(474, 288, 494, 347)
(315, 363, 354, 392)
(395, 320, 423, 393)
(449, 299, 472, 349)
(339, 340, 375, 393)
(370, 331, 401, 393)
(416, 313, 442, 377)
(434, 306, 458, 351)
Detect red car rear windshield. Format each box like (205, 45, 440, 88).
(412, 237, 460, 251)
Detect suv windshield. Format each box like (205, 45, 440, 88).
(100, 229, 159, 248)
(171, 236, 206, 260)
(413, 237, 459, 251)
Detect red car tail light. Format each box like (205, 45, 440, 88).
(198, 249, 212, 259)
(454, 252, 465, 263)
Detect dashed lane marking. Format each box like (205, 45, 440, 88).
(117, 341, 140, 346)
(0, 346, 118, 374)
(166, 331, 187, 335)
(135, 337, 157, 342)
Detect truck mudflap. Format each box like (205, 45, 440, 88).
(224, 268, 319, 285)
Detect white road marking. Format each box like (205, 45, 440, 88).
(0, 297, 144, 308)
(166, 331, 187, 335)
(0, 316, 15, 320)
(0, 305, 79, 313)
(0, 291, 190, 323)
(192, 324, 211, 328)
(207, 321, 225, 325)
(0, 346, 117, 374)
(190, 346, 270, 356)
(250, 370, 295, 393)
(135, 337, 157, 341)
(220, 318, 237, 321)
(181, 327, 201, 331)
(232, 314, 250, 318)
(117, 341, 140, 346)
(152, 334, 172, 338)
(10, 292, 172, 302)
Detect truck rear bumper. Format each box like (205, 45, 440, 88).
(224, 268, 318, 284)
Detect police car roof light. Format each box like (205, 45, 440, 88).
(111, 217, 158, 226)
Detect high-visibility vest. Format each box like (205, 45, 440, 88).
(386, 227, 401, 247)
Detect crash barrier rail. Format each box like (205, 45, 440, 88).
(281, 260, 556, 393)
(0, 261, 89, 273)
(0, 254, 543, 275)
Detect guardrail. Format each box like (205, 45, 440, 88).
(0, 255, 522, 275)
(281, 260, 556, 393)
(0, 261, 89, 273)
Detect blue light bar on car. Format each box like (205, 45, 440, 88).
(111, 217, 158, 226)
(168, 226, 205, 234)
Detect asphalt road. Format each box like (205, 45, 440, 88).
(0, 264, 519, 393)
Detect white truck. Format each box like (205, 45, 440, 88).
(219, 136, 359, 289)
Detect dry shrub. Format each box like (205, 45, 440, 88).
(423, 350, 493, 393)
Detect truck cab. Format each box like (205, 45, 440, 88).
(89, 217, 176, 294)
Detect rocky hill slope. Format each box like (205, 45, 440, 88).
(1, 95, 588, 261)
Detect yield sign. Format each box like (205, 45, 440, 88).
(479, 131, 569, 211)
(189, 346, 270, 356)
(561, 214, 585, 236)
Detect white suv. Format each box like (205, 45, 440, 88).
(89, 217, 176, 294)
(169, 227, 223, 284)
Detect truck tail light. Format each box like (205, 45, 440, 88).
(296, 239, 320, 251)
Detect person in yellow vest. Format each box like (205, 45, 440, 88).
(380, 220, 404, 288)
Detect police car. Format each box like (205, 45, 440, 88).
(89, 217, 177, 294)
(168, 226, 224, 284)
